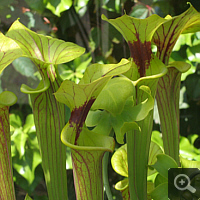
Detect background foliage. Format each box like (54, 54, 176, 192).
(0, 0, 200, 199)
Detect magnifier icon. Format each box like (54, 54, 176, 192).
(174, 174, 196, 193)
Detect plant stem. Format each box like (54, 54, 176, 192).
(126, 110, 154, 200)
(103, 151, 113, 200)
(30, 77, 68, 200)
(0, 105, 16, 200)
(103, 129, 114, 200)
(156, 68, 181, 165)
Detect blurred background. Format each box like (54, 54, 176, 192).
(0, 0, 200, 199)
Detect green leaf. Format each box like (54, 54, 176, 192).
(182, 3, 200, 34)
(179, 136, 199, 159)
(59, 52, 92, 83)
(152, 3, 200, 64)
(125, 55, 167, 83)
(86, 110, 112, 136)
(102, 13, 165, 46)
(24, 194, 33, 200)
(13, 148, 41, 185)
(10, 113, 22, 129)
(0, 91, 17, 106)
(151, 154, 178, 179)
(148, 141, 163, 176)
(55, 76, 114, 147)
(7, 19, 85, 65)
(85, 110, 103, 127)
(115, 178, 129, 191)
(154, 174, 168, 187)
(168, 61, 191, 73)
(21, 75, 50, 94)
(180, 156, 200, 168)
(27, 131, 39, 150)
(188, 134, 199, 147)
(90, 84, 154, 144)
(150, 182, 168, 200)
(79, 58, 131, 84)
(187, 45, 200, 62)
(111, 144, 128, 177)
(173, 33, 193, 51)
(151, 131, 163, 148)
(111, 141, 163, 178)
(46, 0, 72, 17)
(112, 141, 163, 200)
(127, 85, 154, 121)
(115, 178, 130, 200)
(11, 113, 42, 186)
(23, 114, 35, 133)
(92, 77, 135, 116)
(147, 181, 155, 200)
(12, 128, 28, 158)
(7, 19, 85, 87)
(0, 32, 22, 74)
(102, 0, 123, 14)
(55, 77, 111, 120)
(74, 0, 89, 12)
(102, 14, 166, 78)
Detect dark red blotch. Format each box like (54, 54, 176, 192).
(69, 98, 95, 144)
(128, 33, 152, 77)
